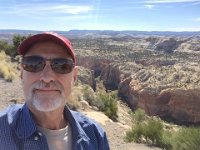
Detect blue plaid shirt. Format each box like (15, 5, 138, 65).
(0, 104, 110, 150)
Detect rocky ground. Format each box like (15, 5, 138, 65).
(0, 77, 161, 150)
(0, 77, 24, 110)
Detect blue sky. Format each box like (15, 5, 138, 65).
(0, 0, 200, 31)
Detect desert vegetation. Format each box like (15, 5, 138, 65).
(0, 51, 19, 81)
(0, 34, 29, 81)
(125, 109, 200, 150)
(64, 84, 119, 121)
(0, 34, 27, 57)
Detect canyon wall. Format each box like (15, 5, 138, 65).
(76, 55, 200, 124)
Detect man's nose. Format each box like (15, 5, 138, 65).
(39, 61, 56, 83)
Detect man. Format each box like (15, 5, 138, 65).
(0, 32, 110, 150)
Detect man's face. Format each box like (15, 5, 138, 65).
(21, 40, 77, 112)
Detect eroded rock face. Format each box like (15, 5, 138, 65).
(77, 56, 122, 91)
(154, 38, 180, 53)
(76, 56, 111, 90)
(77, 66, 96, 90)
(118, 77, 138, 109)
(115, 62, 200, 124)
(137, 88, 200, 124)
(77, 54, 200, 124)
(100, 64, 121, 91)
(73, 36, 200, 124)
(76, 56, 111, 77)
(176, 38, 200, 52)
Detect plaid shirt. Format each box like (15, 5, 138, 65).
(0, 104, 110, 150)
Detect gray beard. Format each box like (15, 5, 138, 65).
(26, 81, 66, 112)
(30, 93, 65, 112)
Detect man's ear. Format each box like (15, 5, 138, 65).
(20, 65, 23, 79)
(73, 66, 78, 82)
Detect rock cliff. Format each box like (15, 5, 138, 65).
(76, 54, 200, 124)
(73, 36, 200, 124)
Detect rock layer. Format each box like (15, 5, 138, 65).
(76, 54, 200, 124)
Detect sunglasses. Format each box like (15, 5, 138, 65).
(22, 56, 75, 74)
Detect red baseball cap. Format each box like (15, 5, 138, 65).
(18, 32, 76, 64)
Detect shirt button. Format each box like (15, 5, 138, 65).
(38, 132, 42, 136)
(34, 136, 39, 141)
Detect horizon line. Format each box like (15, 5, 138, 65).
(0, 29, 200, 33)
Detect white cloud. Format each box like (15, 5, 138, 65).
(46, 5, 92, 15)
(195, 17, 200, 21)
(144, 0, 200, 3)
(144, 4, 155, 9)
(0, 4, 93, 15)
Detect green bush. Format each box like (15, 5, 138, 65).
(126, 113, 200, 150)
(144, 119, 165, 147)
(82, 85, 104, 109)
(125, 123, 145, 143)
(0, 51, 19, 81)
(0, 34, 29, 58)
(97, 92, 118, 121)
(161, 131, 173, 150)
(82, 85, 118, 121)
(125, 110, 173, 150)
(12, 34, 27, 49)
(0, 41, 14, 56)
(172, 127, 200, 150)
(131, 108, 147, 123)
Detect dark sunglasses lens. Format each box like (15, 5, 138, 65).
(22, 56, 45, 72)
(51, 58, 74, 74)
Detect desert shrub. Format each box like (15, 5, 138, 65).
(161, 131, 173, 150)
(144, 119, 165, 147)
(125, 110, 173, 150)
(125, 123, 145, 143)
(126, 109, 200, 150)
(172, 127, 200, 150)
(82, 85, 104, 109)
(97, 92, 118, 121)
(12, 34, 27, 49)
(67, 86, 84, 110)
(0, 51, 18, 81)
(82, 85, 118, 120)
(0, 41, 10, 51)
(0, 41, 14, 56)
(131, 108, 147, 123)
(4, 46, 16, 57)
(0, 34, 29, 57)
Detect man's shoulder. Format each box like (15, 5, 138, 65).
(0, 104, 24, 122)
(69, 110, 110, 149)
(70, 110, 105, 133)
(70, 110, 97, 125)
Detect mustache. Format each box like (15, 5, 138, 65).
(30, 81, 64, 92)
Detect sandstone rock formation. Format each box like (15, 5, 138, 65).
(77, 66, 96, 90)
(73, 35, 200, 124)
(76, 52, 200, 124)
(138, 88, 200, 124)
(153, 38, 180, 53)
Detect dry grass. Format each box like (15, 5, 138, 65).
(0, 51, 19, 81)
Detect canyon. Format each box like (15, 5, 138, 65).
(72, 33, 200, 125)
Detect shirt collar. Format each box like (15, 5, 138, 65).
(64, 107, 90, 143)
(14, 104, 37, 139)
(12, 104, 89, 142)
